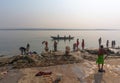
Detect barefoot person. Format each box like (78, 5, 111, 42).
(96, 45, 107, 72)
(82, 39, 85, 50)
(26, 43, 30, 55)
(76, 39, 79, 50)
(54, 40, 58, 51)
(106, 40, 109, 48)
(73, 43, 77, 51)
(42, 41, 49, 51)
(98, 37, 102, 47)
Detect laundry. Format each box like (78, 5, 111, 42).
(35, 71, 52, 76)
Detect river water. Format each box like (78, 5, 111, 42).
(0, 30, 120, 56)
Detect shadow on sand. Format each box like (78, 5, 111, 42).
(94, 72, 106, 83)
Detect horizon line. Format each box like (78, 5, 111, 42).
(0, 28, 120, 31)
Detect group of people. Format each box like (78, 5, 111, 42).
(42, 40, 58, 52)
(111, 40, 116, 48)
(42, 38, 85, 52)
(98, 37, 116, 49)
(19, 37, 117, 73)
(42, 37, 110, 73)
(19, 43, 30, 55)
(73, 39, 85, 51)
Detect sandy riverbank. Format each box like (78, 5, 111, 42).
(18, 59, 120, 83)
(1, 59, 120, 83)
(0, 50, 120, 83)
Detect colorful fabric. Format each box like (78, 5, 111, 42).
(96, 55, 104, 64)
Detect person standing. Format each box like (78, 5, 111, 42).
(73, 43, 77, 51)
(98, 37, 102, 47)
(82, 39, 85, 50)
(76, 39, 79, 49)
(113, 40, 116, 48)
(45, 41, 48, 51)
(111, 40, 115, 48)
(106, 40, 109, 48)
(54, 40, 58, 51)
(96, 45, 107, 72)
(111, 41, 113, 48)
(26, 43, 30, 55)
(57, 34, 59, 38)
(45, 41, 48, 48)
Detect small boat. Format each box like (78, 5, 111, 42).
(51, 36, 74, 40)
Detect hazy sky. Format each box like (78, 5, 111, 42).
(0, 0, 120, 29)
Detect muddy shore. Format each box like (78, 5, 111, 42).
(0, 49, 120, 83)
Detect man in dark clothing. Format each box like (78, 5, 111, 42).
(54, 40, 58, 51)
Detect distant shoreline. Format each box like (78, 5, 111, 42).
(0, 28, 120, 31)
